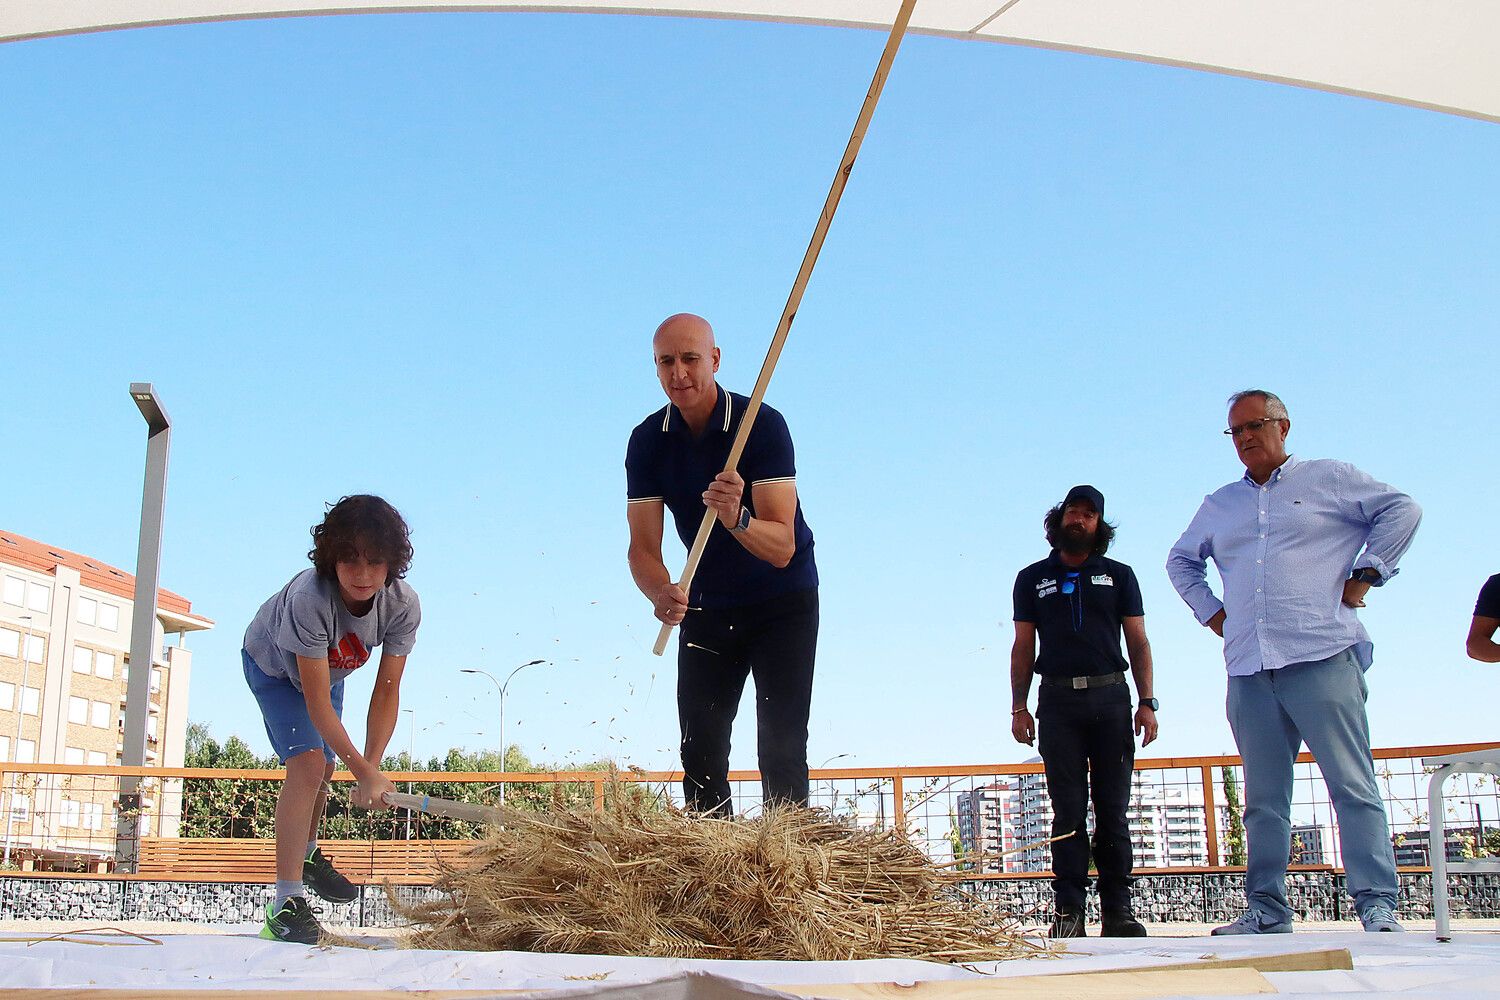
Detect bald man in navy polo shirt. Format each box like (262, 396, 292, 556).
(626, 313, 819, 814)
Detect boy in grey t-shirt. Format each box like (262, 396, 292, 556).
(242, 495, 421, 944)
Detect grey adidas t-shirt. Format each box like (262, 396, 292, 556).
(243, 568, 421, 691)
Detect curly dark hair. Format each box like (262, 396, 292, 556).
(1044, 502, 1115, 557)
(308, 495, 413, 584)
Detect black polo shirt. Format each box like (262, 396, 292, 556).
(1476, 574, 1500, 619)
(626, 386, 817, 610)
(1013, 552, 1143, 678)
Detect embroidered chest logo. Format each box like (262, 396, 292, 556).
(328, 633, 371, 671)
(1091, 574, 1114, 587)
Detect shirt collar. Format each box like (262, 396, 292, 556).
(1049, 550, 1101, 571)
(1240, 453, 1299, 488)
(661, 385, 733, 435)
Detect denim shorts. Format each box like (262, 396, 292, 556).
(242, 649, 345, 763)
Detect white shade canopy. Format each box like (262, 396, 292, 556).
(3, 1, 1497, 124)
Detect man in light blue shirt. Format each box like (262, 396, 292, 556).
(1167, 389, 1421, 935)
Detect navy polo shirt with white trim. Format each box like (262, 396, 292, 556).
(1013, 552, 1143, 678)
(626, 386, 817, 610)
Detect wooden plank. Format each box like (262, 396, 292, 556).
(1051, 947, 1352, 975)
(778, 969, 1273, 999)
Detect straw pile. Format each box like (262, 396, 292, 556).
(396, 794, 1043, 963)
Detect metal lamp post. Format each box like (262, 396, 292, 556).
(117, 383, 171, 873)
(2, 615, 35, 865)
(460, 659, 545, 805)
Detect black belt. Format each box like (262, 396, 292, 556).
(1041, 671, 1126, 690)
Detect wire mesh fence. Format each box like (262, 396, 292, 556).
(0, 742, 1495, 879)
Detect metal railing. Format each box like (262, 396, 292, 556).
(0, 742, 1495, 878)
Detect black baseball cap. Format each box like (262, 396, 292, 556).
(1062, 485, 1105, 520)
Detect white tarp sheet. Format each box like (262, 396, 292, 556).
(1, 1, 1497, 124)
(1, 928, 1499, 997)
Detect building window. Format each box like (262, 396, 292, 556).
(87, 802, 107, 831)
(99, 604, 120, 631)
(64, 746, 85, 765)
(68, 696, 88, 724)
(1, 577, 22, 606)
(150, 668, 162, 694)
(21, 687, 40, 716)
(147, 715, 159, 741)
(78, 596, 97, 626)
(23, 635, 44, 664)
(90, 701, 111, 728)
(61, 798, 82, 829)
(26, 581, 50, 613)
(95, 651, 115, 679)
(73, 647, 94, 674)
(0, 627, 18, 658)
(0, 682, 12, 711)
(86, 750, 106, 766)
(16, 739, 35, 763)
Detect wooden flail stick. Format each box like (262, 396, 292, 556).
(652, 0, 920, 656)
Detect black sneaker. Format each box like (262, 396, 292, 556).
(1101, 910, 1148, 937)
(260, 895, 323, 945)
(1049, 907, 1086, 939)
(303, 846, 358, 903)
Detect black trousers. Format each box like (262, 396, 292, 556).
(677, 588, 818, 814)
(1037, 681, 1136, 912)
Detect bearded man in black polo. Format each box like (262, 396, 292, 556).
(1010, 485, 1158, 938)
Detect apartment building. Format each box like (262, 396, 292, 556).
(955, 782, 1023, 873)
(0, 529, 212, 863)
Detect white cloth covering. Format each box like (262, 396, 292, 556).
(0, 927, 1498, 997)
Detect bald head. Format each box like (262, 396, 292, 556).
(653, 313, 716, 354)
(652, 313, 721, 427)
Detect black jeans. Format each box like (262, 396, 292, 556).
(677, 588, 818, 814)
(1037, 681, 1136, 912)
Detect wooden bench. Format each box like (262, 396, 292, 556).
(136, 838, 477, 884)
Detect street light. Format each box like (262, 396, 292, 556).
(118, 383, 171, 873)
(817, 753, 852, 816)
(461, 659, 546, 805)
(3, 615, 35, 865)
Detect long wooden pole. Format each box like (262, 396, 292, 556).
(653, 0, 919, 656)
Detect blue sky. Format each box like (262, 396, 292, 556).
(2, 11, 1497, 772)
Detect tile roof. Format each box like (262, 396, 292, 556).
(0, 529, 209, 623)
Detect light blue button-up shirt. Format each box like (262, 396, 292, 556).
(1166, 455, 1421, 676)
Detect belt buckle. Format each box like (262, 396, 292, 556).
(1072, 676, 1087, 690)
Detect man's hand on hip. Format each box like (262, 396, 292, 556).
(1342, 578, 1372, 608)
(1206, 609, 1226, 637)
(702, 471, 745, 528)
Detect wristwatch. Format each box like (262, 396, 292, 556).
(1350, 567, 1381, 585)
(1139, 698, 1159, 711)
(730, 505, 752, 534)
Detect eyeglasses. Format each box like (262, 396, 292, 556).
(1224, 418, 1283, 437)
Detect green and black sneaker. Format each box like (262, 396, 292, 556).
(260, 895, 323, 945)
(304, 846, 358, 903)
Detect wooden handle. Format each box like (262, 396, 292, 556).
(383, 791, 502, 825)
(652, 0, 918, 656)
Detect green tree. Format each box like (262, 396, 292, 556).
(1221, 766, 1247, 866)
(181, 722, 661, 841)
(181, 721, 283, 837)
